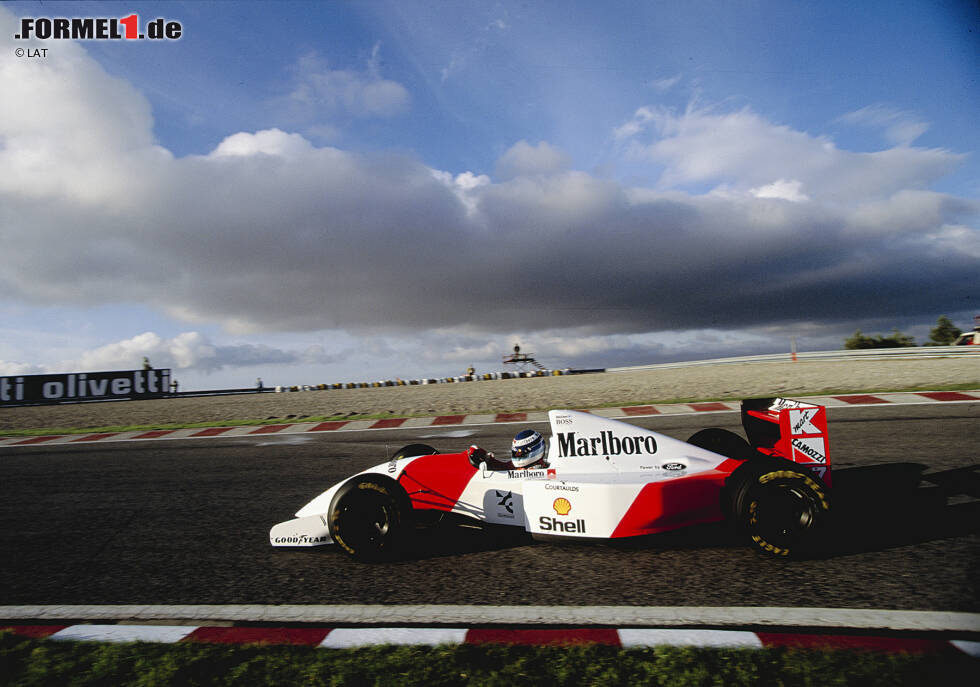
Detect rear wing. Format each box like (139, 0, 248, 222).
(740, 398, 831, 487)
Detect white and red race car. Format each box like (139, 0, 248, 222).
(270, 397, 831, 559)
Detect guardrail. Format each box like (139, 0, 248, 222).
(607, 345, 980, 373)
(269, 369, 581, 393)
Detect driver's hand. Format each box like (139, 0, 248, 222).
(468, 446, 488, 467)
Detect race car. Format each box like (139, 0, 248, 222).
(270, 397, 831, 560)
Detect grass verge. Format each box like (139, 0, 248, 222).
(1, 632, 975, 687)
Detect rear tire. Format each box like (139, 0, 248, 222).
(687, 428, 754, 460)
(728, 459, 830, 558)
(328, 476, 411, 561)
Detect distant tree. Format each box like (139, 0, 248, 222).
(844, 328, 917, 349)
(844, 330, 872, 349)
(884, 329, 917, 347)
(924, 315, 962, 346)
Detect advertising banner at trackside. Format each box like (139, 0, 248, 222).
(0, 369, 172, 406)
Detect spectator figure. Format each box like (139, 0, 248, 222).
(466, 366, 475, 377)
(170, 379, 179, 394)
(142, 356, 153, 370)
(256, 377, 264, 390)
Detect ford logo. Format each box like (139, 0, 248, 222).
(663, 463, 685, 471)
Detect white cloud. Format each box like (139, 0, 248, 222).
(431, 169, 491, 214)
(0, 18, 169, 206)
(615, 104, 964, 204)
(426, 339, 501, 364)
(453, 171, 491, 191)
(751, 179, 810, 202)
(0, 331, 335, 376)
(70, 332, 166, 371)
(168, 332, 216, 369)
(613, 106, 657, 141)
(649, 75, 682, 92)
(211, 129, 315, 157)
(495, 140, 572, 180)
(0, 361, 45, 376)
(439, 14, 508, 82)
(839, 104, 930, 147)
(288, 48, 409, 119)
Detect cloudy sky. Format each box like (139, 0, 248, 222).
(1, 1, 977, 389)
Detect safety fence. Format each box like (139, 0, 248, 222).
(266, 345, 977, 393)
(268, 368, 598, 393)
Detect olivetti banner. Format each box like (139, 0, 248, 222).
(0, 369, 172, 406)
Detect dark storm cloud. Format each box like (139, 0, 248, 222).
(1, 16, 976, 344)
(2, 128, 976, 338)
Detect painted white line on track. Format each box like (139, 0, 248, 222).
(417, 429, 479, 439)
(255, 434, 318, 446)
(4, 605, 979, 633)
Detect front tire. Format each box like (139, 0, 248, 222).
(328, 476, 410, 561)
(728, 460, 830, 558)
(390, 444, 438, 461)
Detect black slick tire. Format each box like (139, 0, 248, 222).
(390, 444, 438, 461)
(328, 475, 411, 562)
(728, 459, 830, 558)
(687, 428, 754, 460)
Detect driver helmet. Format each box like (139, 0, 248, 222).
(511, 429, 547, 468)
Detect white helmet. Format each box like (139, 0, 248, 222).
(511, 429, 547, 468)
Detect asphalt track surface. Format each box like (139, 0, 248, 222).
(2, 404, 978, 613)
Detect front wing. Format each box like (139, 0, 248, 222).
(269, 513, 333, 547)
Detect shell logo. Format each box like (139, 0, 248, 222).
(552, 497, 572, 516)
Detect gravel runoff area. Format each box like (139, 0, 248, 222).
(1, 357, 978, 432)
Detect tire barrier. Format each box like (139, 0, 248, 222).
(266, 369, 599, 393)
